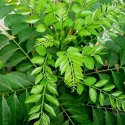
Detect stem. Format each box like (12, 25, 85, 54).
(0, 25, 36, 67)
(60, 105, 75, 125)
(85, 66, 125, 75)
(83, 103, 124, 112)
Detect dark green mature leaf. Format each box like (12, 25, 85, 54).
(0, 5, 14, 19)
(0, 44, 18, 61)
(4, 14, 27, 26)
(18, 27, 39, 43)
(0, 34, 9, 47)
(107, 51, 118, 68)
(105, 111, 116, 125)
(0, 75, 12, 92)
(92, 108, 105, 125)
(120, 50, 125, 66)
(12, 23, 29, 35)
(19, 90, 33, 122)
(112, 72, 124, 91)
(5, 72, 33, 88)
(50, 112, 64, 125)
(7, 94, 23, 125)
(5, 52, 26, 67)
(0, 96, 11, 125)
(117, 112, 125, 125)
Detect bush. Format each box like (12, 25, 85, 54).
(0, 0, 125, 124)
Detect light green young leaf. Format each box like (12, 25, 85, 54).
(111, 91, 122, 97)
(84, 77, 96, 86)
(31, 85, 43, 94)
(31, 67, 42, 75)
(36, 46, 46, 56)
(35, 74, 43, 84)
(77, 84, 84, 95)
(36, 24, 46, 32)
(25, 15, 40, 23)
(116, 100, 121, 110)
(99, 92, 104, 106)
(0, 61, 3, 69)
(25, 94, 41, 103)
(46, 94, 59, 106)
(102, 85, 115, 92)
(94, 55, 104, 65)
(84, 56, 94, 69)
(47, 84, 58, 95)
(122, 102, 125, 111)
(29, 112, 40, 121)
(42, 113, 50, 124)
(71, 4, 80, 13)
(31, 56, 44, 64)
(79, 29, 91, 36)
(44, 103, 56, 116)
(94, 79, 108, 87)
(109, 97, 116, 108)
(29, 105, 41, 115)
(89, 88, 97, 103)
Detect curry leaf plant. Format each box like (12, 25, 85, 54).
(0, 0, 125, 124)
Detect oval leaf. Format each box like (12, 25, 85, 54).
(89, 88, 97, 103)
(94, 79, 108, 87)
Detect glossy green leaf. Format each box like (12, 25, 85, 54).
(71, 4, 80, 13)
(36, 24, 46, 32)
(0, 61, 3, 69)
(25, 15, 40, 23)
(109, 97, 116, 108)
(42, 113, 50, 124)
(35, 73, 43, 84)
(94, 79, 108, 87)
(116, 100, 121, 110)
(36, 46, 46, 56)
(62, 121, 69, 125)
(117, 112, 125, 125)
(99, 92, 104, 106)
(25, 94, 41, 103)
(29, 105, 41, 115)
(31, 67, 42, 75)
(94, 55, 104, 65)
(31, 56, 44, 64)
(89, 88, 97, 103)
(79, 29, 91, 36)
(47, 84, 58, 95)
(77, 84, 84, 95)
(102, 85, 115, 92)
(44, 103, 56, 116)
(29, 112, 40, 121)
(84, 56, 94, 69)
(31, 85, 43, 94)
(46, 94, 59, 106)
(111, 91, 122, 97)
(85, 77, 96, 86)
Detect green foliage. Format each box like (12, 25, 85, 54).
(0, 0, 125, 124)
